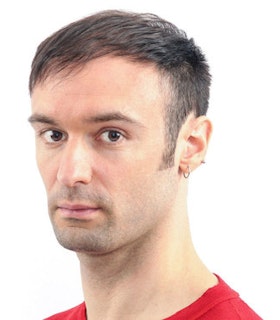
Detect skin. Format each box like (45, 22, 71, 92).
(30, 56, 215, 319)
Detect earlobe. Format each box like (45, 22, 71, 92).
(179, 115, 212, 176)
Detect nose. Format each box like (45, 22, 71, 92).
(57, 138, 93, 187)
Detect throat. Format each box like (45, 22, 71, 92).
(77, 237, 216, 320)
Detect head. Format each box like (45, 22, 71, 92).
(29, 10, 211, 167)
(29, 10, 212, 255)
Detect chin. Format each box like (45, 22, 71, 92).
(53, 225, 116, 254)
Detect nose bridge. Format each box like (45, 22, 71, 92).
(57, 136, 92, 186)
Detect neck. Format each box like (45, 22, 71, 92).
(77, 208, 217, 320)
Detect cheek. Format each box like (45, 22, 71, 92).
(102, 151, 165, 203)
(113, 168, 173, 216)
(36, 151, 58, 191)
(111, 172, 176, 245)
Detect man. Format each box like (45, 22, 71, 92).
(28, 10, 261, 320)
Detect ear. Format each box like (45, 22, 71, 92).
(178, 115, 212, 177)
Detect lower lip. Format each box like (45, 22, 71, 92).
(57, 207, 100, 220)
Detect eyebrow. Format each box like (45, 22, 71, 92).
(28, 112, 145, 128)
(28, 114, 58, 125)
(85, 112, 144, 127)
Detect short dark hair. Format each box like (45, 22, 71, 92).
(29, 10, 211, 167)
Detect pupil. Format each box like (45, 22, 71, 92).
(51, 131, 62, 141)
(109, 131, 120, 141)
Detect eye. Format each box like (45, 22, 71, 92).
(99, 130, 124, 143)
(42, 130, 66, 143)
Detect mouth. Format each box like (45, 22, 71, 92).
(57, 202, 101, 220)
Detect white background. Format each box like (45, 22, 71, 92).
(1, 1, 279, 319)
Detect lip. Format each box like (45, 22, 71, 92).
(57, 202, 100, 220)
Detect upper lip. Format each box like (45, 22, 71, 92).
(57, 202, 99, 210)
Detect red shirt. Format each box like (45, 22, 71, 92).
(44, 276, 262, 319)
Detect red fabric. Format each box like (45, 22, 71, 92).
(44, 276, 262, 320)
(164, 276, 262, 319)
(44, 302, 86, 320)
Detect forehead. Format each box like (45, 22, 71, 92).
(31, 56, 167, 124)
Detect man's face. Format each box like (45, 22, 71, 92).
(30, 57, 180, 254)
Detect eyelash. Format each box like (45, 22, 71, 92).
(38, 129, 125, 145)
(40, 129, 67, 144)
(98, 129, 125, 144)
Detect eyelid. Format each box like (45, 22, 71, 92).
(39, 128, 67, 143)
(98, 129, 125, 142)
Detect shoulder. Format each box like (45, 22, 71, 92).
(44, 302, 86, 320)
(165, 275, 262, 319)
